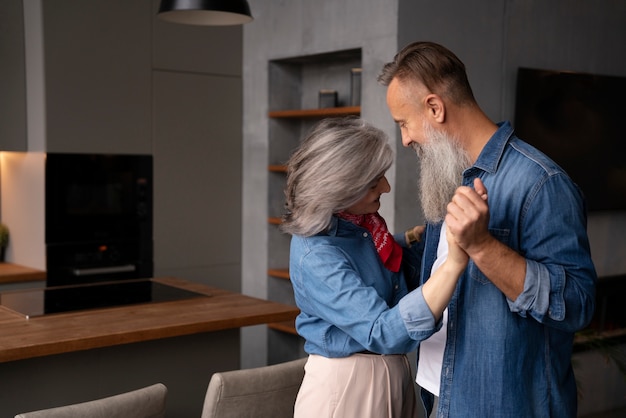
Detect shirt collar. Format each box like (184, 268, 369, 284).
(326, 216, 340, 236)
(470, 121, 515, 174)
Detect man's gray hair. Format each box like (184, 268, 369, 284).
(378, 41, 476, 106)
(281, 117, 393, 237)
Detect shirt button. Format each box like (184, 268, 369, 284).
(362, 232, 368, 238)
(394, 285, 399, 290)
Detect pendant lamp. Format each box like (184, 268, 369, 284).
(158, 0, 253, 26)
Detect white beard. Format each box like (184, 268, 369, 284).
(414, 123, 471, 223)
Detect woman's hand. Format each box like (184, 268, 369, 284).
(421, 225, 468, 321)
(445, 225, 469, 271)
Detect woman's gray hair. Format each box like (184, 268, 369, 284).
(280, 117, 393, 237)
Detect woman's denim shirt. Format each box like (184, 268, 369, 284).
(421, 122, 597, 418)
(289, 217, 433, 357)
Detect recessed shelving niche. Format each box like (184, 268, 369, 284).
(266, 49, 362, 360)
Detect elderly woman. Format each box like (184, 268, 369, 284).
(280, 117, 468, 418)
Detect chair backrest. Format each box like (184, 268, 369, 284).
(201, 357, 307, 418)
(14, 383, 167, 418)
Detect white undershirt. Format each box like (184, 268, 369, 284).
(416, 223, 448, 396)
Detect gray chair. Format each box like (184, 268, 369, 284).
(201, 357, 307, 418)
(14, 383, 167, 418)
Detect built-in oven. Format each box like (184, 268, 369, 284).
(45, 153, 153, 286)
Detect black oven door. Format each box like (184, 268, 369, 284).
(45, 153, 152, 244)
(45, 153, 153, 286)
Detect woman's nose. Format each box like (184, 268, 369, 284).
(378, 176, 391, 193)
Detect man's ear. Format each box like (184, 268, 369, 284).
(425, 94, 445, 123)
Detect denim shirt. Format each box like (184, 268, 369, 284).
(421, 122, 597, 418)
(289, 217, 436, 357)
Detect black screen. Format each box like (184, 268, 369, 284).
(514, 67, 626, 212)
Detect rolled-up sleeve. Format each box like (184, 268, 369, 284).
(399, 286, 441, 340)
(507, 259, 554, 318)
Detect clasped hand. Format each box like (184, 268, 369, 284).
(445, 177, 490, 258)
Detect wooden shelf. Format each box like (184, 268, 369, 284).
(268, 164, 287, 173)
(268, 106, 360, 119)
(268, 268, 290, 280)
(268, 217, 283, 225)
(268, 319, 299, 335)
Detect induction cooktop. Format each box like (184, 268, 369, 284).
(0, 279, 206, 318)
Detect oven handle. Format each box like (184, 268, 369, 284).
(72, 264, 137, 276)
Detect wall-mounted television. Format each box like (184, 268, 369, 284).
(514, 67, 626, 212)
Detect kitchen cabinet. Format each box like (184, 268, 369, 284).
(0, 0, 27, 151)
(0, 0, 152, 154)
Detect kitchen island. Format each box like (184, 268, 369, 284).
(0, 262, 46, 285)
(0, 277, 299, 417)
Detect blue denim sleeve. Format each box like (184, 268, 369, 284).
(398, 287, 442, 340)
(506, 172, 596, 332)
(507, 259, 551, 316)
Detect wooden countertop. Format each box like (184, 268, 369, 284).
(0, 263, 46, 284)
(0, 277, 299, 363)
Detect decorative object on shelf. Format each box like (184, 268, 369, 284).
(0, 223, 8, 262)
(157, 0, 253, 26)
(318, 90, 338, 108)
(350, 68, 362, 106)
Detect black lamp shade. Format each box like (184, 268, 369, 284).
(158, 0, 253, 26)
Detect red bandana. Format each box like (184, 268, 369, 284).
(337, 211, 403, 272)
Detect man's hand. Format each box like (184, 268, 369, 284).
(445, 177, 490, 256)
(446, 177, 526, 300)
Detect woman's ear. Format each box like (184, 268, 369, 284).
(425, 94, 445, 123)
